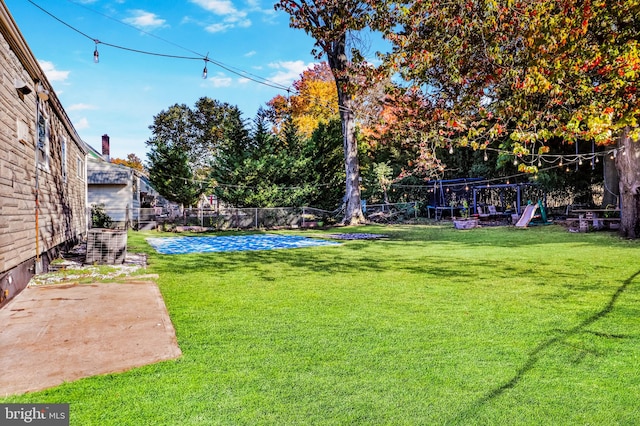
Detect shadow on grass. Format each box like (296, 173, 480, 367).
(132, 223, 632, 254)
(143, 237, 509, 282)
(450, 268, 640, 424)
(377, 224, 628, 249)
(135, 225, 626, 281)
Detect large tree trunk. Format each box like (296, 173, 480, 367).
(339, 96, 365, 225)
(602, 149, 619, 208)
(616, 128, 640, 238)
(329, 34, 365, 225)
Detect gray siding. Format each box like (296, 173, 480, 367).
(0, 3, 87, 304)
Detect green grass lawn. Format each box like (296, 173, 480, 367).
(3, 224, 639, 425)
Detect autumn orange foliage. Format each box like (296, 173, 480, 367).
(266, 62, 339, 138)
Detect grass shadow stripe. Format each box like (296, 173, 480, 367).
(449, 268, 640, 424)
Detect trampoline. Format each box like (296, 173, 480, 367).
(146, 234, 340, 255)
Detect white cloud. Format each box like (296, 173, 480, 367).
(244, 0, 278, 23)
(38, 60, 69, 83)
(191, 0, 252, 32)
(206, 73, 233, 88)
(190, 0, 238, 15)
(268, 60, 316, 86)
(236, 18, 252, 28)
(124, 10, 167, 29)
(244, 50, 257, 57)
(205, 23, 231, 33)
(260, 9, 278, 24)
(74, 118, 90, 130)
(68, 103, 98, 111)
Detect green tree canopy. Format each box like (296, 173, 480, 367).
(305, 118, 346, 210)
(147, 140, 205, 208)
(146, 98, 247, 209)
(211, 109, 315, 207)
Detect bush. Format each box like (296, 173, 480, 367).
(91, 204, 113, 228)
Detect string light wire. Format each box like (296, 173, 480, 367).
(27, 0, 293, 92)
(29, 1, 401, 120)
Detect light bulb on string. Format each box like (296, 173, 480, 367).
(202, 54, 209, 79)
(484, 151, 488, 161)
(449, 146, 454, 154)
(93, 40, 100, 63)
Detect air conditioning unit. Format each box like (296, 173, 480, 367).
(86, 229, 127, 264)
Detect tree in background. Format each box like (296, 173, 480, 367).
(210, 110, 314, 207)
(266, 62, 339, 139)
(111, 153, 144, 172)
(147, 140, 206, 218)
(146, 98, 246, 176)
(275, 0, 376, 225)
(359, 88, 446, 182)
(375, 1, 640, 236)
(145, 102, 207, 216)
(372, 162, 393, 205)
(192, 97, 248, 174)
(305, 118, 346, 210)
(146, 98, 249, 208)
(146, 103, 196, 164)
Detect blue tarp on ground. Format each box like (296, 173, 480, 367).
(146, 234, 340, 254)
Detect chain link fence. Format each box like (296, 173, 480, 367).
(88, 187, 606, 231)
(87, 202, 421, 231)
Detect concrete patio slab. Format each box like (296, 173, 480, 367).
(0, 281, 182, 396)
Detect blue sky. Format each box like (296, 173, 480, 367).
(5, 0, 324, 162)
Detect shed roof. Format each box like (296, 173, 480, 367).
(87, 170, 130, 185)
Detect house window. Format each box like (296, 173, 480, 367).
(37, 111, 50, 169)
(77, 156, 85, 180)
(61, 135, 67, 183)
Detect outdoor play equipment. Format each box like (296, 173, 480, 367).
(515, 201, 549, 227)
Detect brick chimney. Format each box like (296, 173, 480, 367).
(101, 134, 110, 161)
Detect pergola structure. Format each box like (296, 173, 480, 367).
(424, 178, 544, 219)
(471, 182, 544, 216)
